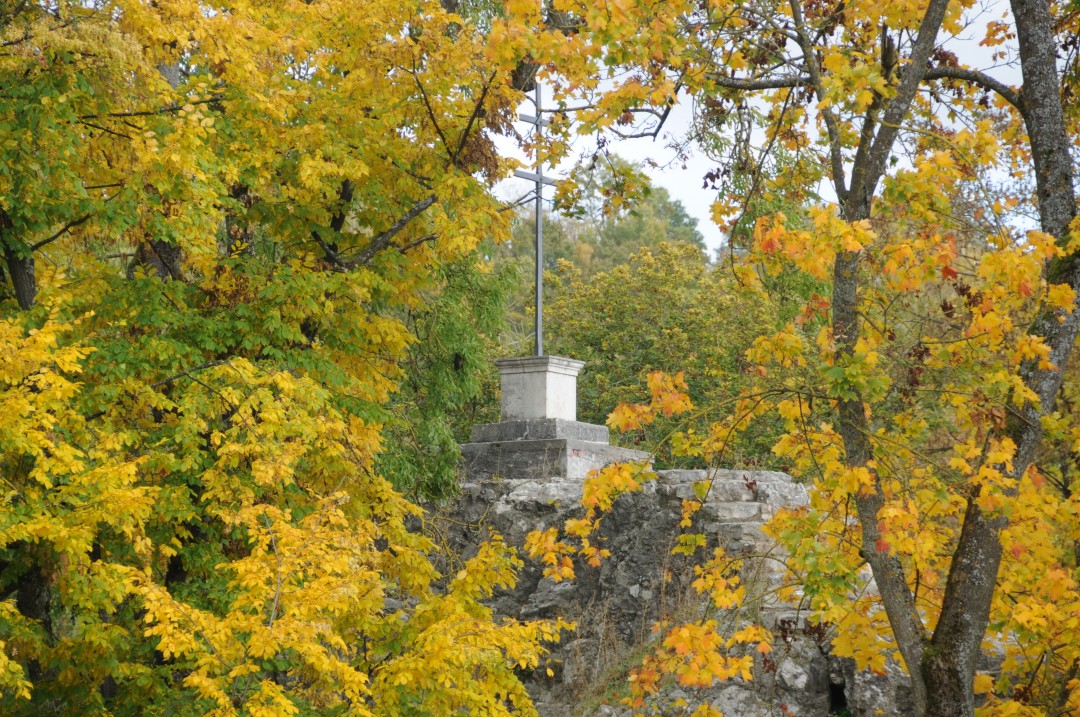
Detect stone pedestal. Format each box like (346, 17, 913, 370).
(495, 356, 584, 421)
(460, 433, 650, 482)
(461, 356, 650, 481)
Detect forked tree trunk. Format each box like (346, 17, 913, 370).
(833, 0, 1078, 714)
(827, 0, 952, 712)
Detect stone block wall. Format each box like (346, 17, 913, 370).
(434, 468, 912, 716)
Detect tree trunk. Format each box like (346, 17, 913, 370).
(921, 502, 1005, 717)
(12, 546, 53, 683)
(4, 242, 36, 310)
(921, 2, 1078, 716)
(1, 211, 36, 310)
(826, 0, 952, 712)
(128, 239, 184, 280)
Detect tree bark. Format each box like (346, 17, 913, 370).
(224, 184, 257, 256)
(11, 545, 53, 683)
(4, 242, 36, 310)
(918, 2, 1080, 715)
(129, 238, 184, 280)
(1, 211, 36, 310)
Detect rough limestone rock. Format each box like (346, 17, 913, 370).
(433, 467, 913, 716)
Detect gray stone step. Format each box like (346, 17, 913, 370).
(470, 418, 610, 444)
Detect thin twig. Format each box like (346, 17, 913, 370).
(452, 71, 498, 165)
(398, 233, 437, 254)
(264, 514, 284, 629)
(78, 95, 225, 120)
(412, 69, 453, 160)
(30, 212, 95, 251)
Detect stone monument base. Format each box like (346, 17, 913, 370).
(461, 418, 650, 481)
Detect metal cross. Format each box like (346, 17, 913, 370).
(514, 83, 557, 357)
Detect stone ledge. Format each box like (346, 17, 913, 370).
(471, 418, 610, 444)
(460, 438, 651, 481)
(655, 469, 808, 506)
(494, 355, 585, 377)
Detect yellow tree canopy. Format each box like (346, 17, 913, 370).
(0, 1, 566, 714)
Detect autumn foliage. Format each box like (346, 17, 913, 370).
(507, 0, 1080, 715)
(0, 1, 569, 714)
(6, 1, 1080, 716)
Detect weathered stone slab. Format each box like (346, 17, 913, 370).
(502, 479, 583, 510)
(657, 470, 758, 503)
(471, 418, 610, 444)
(755, 479, 810, 507)
(460, 438, 651, 481)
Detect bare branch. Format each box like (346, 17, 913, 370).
(411, 70, 453, 161)
(29, 187, 123, 253)
(397, 233, 437, 254)
(499, 192, 538, 212)
(29, 213, 94, 252)
(78, 95, 225, 120)
(788, 0, 849, 201)
(310, 230, 341, 266)
(264, 514, 284, 630)
(924, 65, 1024, 113)
(610, 94, 678, 141)
(452, 71, 498, 165)
(345, 195, 437, 268)
(854, 0, 952, 210)
(77, 120, 133, 140)
(150, 360, 229, 389)
(704, 73, 811, 91)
